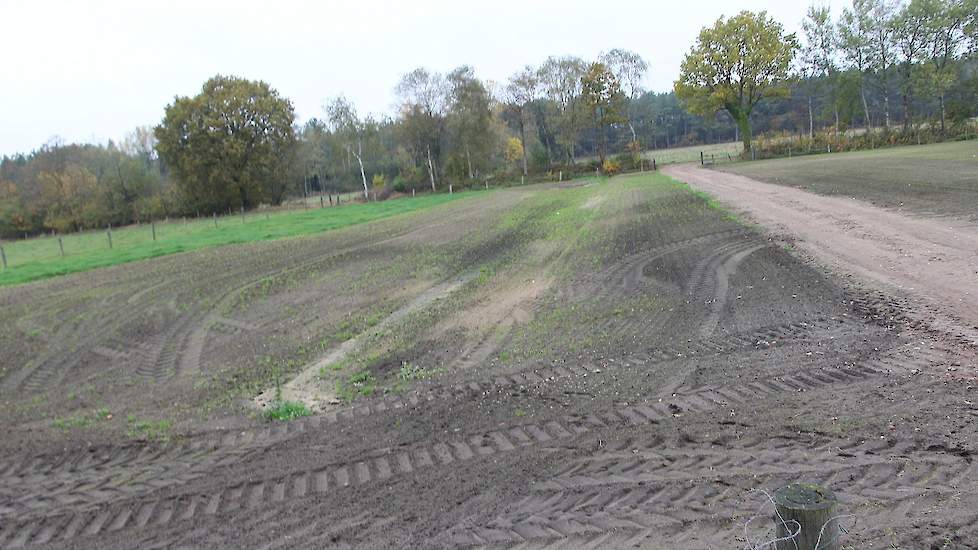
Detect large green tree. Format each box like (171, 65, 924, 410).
(675, 11, 799, 153)
(155, 75, 297, 213)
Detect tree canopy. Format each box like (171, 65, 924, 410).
(675, 11, 799, 151)
(155, 75, 297, 213)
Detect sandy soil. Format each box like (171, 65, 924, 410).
(666, 163, 978, 344)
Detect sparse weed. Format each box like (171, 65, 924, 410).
(337, 370, 377, 400)
(264, 400, 311, 421)
(126, 418, 171, 442)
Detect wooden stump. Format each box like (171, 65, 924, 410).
(774, 483, 839, 550)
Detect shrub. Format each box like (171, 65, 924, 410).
(392, 176, 406, 193)
(601, 158, 620, 175)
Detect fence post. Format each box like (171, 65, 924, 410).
(449, 184, 453, 194)
(106, 226, 113, 249)
(652, 158, 657, 171)
(700, 151, 704, 166)
(485, 179, 489, 190)
(558, 170, 562, 182)
(213, 212, 218, 228)
(412, 188, 415, 198)
(320, 196, 325, 208)
(522, 175, 526, 185)
(0, 245, 6, 270)
(58, 236, 65, 257)
(773, 483, 840, 550)
(151, 222, 156, 241)
(241, 206, 245, 223)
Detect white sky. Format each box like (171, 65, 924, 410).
(1, 0, 846, 157)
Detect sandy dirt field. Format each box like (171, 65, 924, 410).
(1, 172, 976, 549)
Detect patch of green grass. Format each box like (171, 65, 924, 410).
(126, 416, 171, 442)
(51, 408, 113, 429)
(337, 370, 378, 401)
(0, 192, 477, 287)
(718, 140, 978, 220)
(514, 409, 527, 418)
(264, 400, 311, 421)
(397, 362, 435, 381)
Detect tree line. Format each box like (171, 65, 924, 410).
(1, 0, 975, 239)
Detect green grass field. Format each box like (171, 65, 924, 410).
(0, 192, 475, 287)
(718, 140, 978, 220)
(642, 141, 742, 165)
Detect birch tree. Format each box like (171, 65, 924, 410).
(326, 96, 371, 200)
(868, 0, 899, 129)
(839, 0, 876, 129)
(924, 0, 973, 132)
(599, 49, 649, 146)
(537, 56, 587, 163)
(892, 0, 930, 129)
(395, 68, 447, 191)
(800, 5, 837, 137)
(505, 66, 539, 177)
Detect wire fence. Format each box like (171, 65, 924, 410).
(742, 488, 856, 550)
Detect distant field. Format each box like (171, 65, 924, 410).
(643, 141, 742, 165)
(575, 141, 742, 166)
(0, 192, 474, 286)
(718, 140, 978, 220)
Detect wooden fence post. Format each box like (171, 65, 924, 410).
(412, 188, 415, 198)
(58, 237, 65, 257)
(106, 226, 113, 249)
(213, 212, 218, 228)
(700, 151, 704, 165)
(652, 158, 657, 171)
(241, 206, 245, 223)
(558, 170, 562, 182)
(151, 222, 156, 241)
(0, 245, 6, 270)
(320, 196, 325, 208)
(449, 184, 453, 194)
(773, 483, 840, 550)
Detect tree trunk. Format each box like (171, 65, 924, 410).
(352, 143, 368, 200)
(519, 110, 528, 177)
(737, 114, 752, 154)
(426, 145, 436, 192)
(808, 95, 814, 141)
(939, 92, 946, 134)
(465, 145, 473, 180)
(860, 84, 872, 132)
(883, 94, 891, 130)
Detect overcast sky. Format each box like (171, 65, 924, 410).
(1, 0, 846, 157)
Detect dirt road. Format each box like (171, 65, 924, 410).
(665, 163, 978, 343)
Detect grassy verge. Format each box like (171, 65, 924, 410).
(0, 192, 476, 287)
(717, 140, 978, 220)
